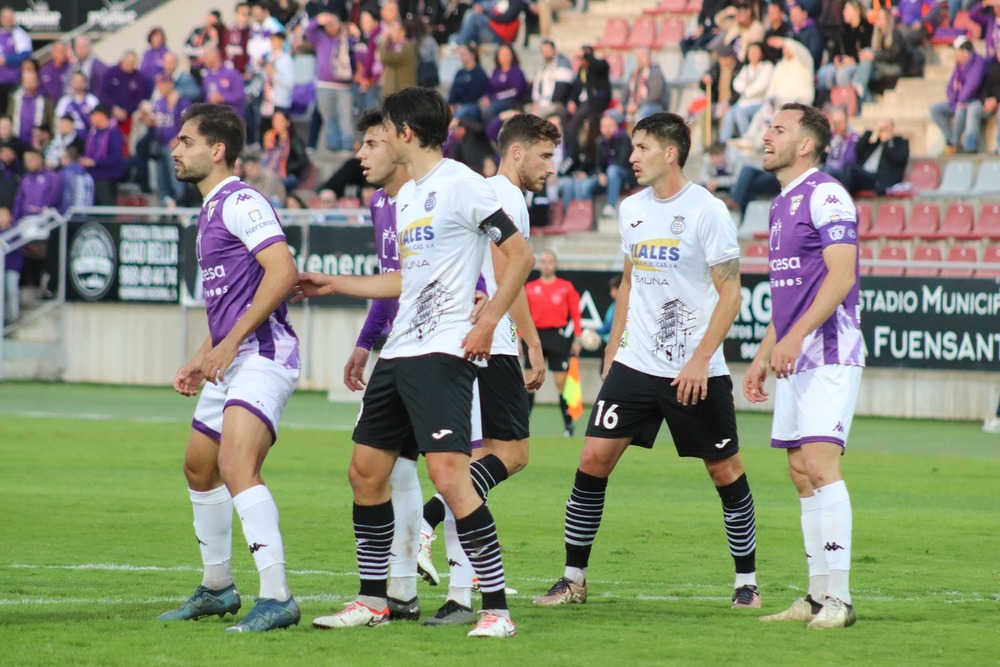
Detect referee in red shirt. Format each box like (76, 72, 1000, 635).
(525, 250, 583, 436)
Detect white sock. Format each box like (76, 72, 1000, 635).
(734, 572, 757, 588)
(190, 486, 234, 590)
(564, 567, 586, 586)
(800, 495, 829, 601)
(421, 517, 434, 537)
(388, 457, 422, 600)
(815, 480, 852, 604)
(233, 485, 290, 601)
(443, 505, 473, 607)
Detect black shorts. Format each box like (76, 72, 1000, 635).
(353, 354, 477, 460)
(584, 362, 739, 460)
(477, 354, 530, 441)
(525, 327, 573, 372)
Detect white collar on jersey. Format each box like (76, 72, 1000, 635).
(779, 167, 819, 196)
(202, 175, 242, 204)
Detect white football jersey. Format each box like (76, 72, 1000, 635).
(614, 182, 740, 379)
(484, 174, 530, 356)
(382, 159, 504, 360)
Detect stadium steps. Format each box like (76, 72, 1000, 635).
(2, 308, 62, 381)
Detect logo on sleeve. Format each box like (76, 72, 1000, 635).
(236, 192, 253, 203)
(825, 194, 842, 205)
(828, 225, 846, 241)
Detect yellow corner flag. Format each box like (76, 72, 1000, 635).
(562, 357, 584, 421)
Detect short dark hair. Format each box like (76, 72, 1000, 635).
(382, 87, 450, 150)
(632, 112, 691, 167)
(355, 108, 384, 134)
(181, 103, 246, 169)
(708, 141, 726, 156)
(779, 102, 831, 161)
(497, 113, 562, 154)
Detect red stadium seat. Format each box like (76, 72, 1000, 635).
(654, 17, 686, 49)
(542, 200, 594, 234)
(867, 202, 906, 239)
(942, 244, 978, 278)
(909, 159, 942, 192)
(978, 244, 1000, 277)
(337, 197, 361, 209)
(685, 0, 703, 13)
(605, 51, 625, 83)
(907, 244, 942, 277)
(596, 18, 630, 50)
(904, 203, 940, 239)
(829, 86, 859, 117)
(974, 202, 1000, 239)
(932, 202, 975, 239)
(873, 244, 908, 276)
(856, 201, 873, 236)
(743, 242, 769, 274)
(628, 17, 658, 49)
(858, 243, 874, 275)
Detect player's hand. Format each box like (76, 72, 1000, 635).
(671, 357, 709, 406)
(173, 361, 204, 396)
(461, 320, 494, 362)
(742, 358, 770, 403)
(343, 346, 370, 391)
(524, 343, 546, 391)
(201, 339, 238, 385)
(769, 333, 803, 379)
(291, 272, 336, 302)
(470, 290, 489, 323)
(601, 346, 616, 381)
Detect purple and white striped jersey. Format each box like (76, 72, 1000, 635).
(768, 168, 864, 371)
(196, 176, 299, 369)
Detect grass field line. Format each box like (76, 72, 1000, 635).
(1, 409, 355, 431)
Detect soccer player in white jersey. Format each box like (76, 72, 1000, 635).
(534, 112, 762, 610)
(158, 103, 301, 633)
(745, 102, 863, 629)
(418, 113, 556, 626)
(296, 88, 535, 638)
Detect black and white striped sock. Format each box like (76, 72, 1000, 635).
(354, 501, 393, 599)
(456, 503, 507, 611)
(470, 454, 509, 500)
(565, 469, 608, 570)
(717, 474, 757, 574)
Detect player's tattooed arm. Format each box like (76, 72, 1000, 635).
(710, 257, 741, 283)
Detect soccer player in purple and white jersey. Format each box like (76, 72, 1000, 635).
(745, 102, 864, 630)
(157, 103, 301, 633)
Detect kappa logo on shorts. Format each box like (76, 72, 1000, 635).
(431, 428, 453, 440)
(834, 421, 845, 433)
(714, 438, 732, 449)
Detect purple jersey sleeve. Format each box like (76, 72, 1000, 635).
(355, 298, 400, 350)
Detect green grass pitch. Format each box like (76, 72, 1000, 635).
(1, 382, 998, 666)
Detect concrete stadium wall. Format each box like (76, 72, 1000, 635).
(63, 303, 999, 421)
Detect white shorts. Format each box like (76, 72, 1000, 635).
(192, 354, 299, 444)
(771, 364, 862, 450)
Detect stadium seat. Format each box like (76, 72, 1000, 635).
(970, 159, 1000, 196)
(596, 18, 630, 50)
(908, 159, 941, 192)
(658, 50, 683, 80)
(858, 243, 874, 275)
(866, 202, 906, 239)
(743, 241, 769, 273)
(856, 201, 872, 236)
(932, 202, 975, 239)
(670, 50, 710, 88)
(739, 200, 771, 240)
(975, 202, 1000, 239)
(978, 244, 1000, 277)
(561, 199, 595, 233)
(654, 17, 686, 50)
(685, 0, 703, 13)
(907, 244, 942, 277)
(872, 244, 908, 276)
(661, 0, 690, 12)
(829, 86, 859, 117)
(924, 159, 974, 197)
(904, 203, 940, 239)
(337, 197, 361, 209)
(628, 17, 658, 49)
(605, 51, 626, 85)
(942, 244, 978, 278)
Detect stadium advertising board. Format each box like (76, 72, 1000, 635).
(11, 0, 137, 34)
(66, 220, 181, 303)
(725, 274, 1000, 372)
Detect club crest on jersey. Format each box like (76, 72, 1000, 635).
(828, 225, 846, 241)
(670, 215, 686, 234)
(206, 200, 219, 220)
(789, 195, 804, 215)
(424, 191, 437, 211)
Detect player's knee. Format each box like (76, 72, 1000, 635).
(578, 444, 616, 477)
(500, 443, 529, 475)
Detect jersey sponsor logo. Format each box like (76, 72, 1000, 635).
(236, 192, 253, 203)
(431, 428, 453, 440)
(68, 222, 116, 301)
(249, 208, 263, 222)
(670, 215, 686, 234)
(424, 191, 437, 211)
(400, 217, 435, 257)
(828, 225, 846, 241)
(201, 263, 227, 281)
(630, 238, 681, 270)
(789, 195, 804, 216)
(244, 217, 279, 237)
(769, 256, 802, 272)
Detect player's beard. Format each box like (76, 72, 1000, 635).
(175, 157, 211, 184)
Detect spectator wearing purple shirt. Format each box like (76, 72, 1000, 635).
(305, 13, 359, 151)
(136, 75, 191, 202)
(822, 106, 860, 181)
(100, 51, 154, 145)
(9, 69, 53, 146)
(200, 46, 246, 118)
(54, 72, 100, 134)
(895, 0, 942, 46)
(39, 41, 73, 106)
(931, 36, 989, 153)
(81, 105, 125, 206)
(141, 28, 170, 81)
(72, 36, 107, 100)
(969, 1, 1000, 59)
(0, 8, 32, 113)
(482, 44, 528, 141)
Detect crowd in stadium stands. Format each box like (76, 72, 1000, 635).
(4, 0, 1000, 323)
